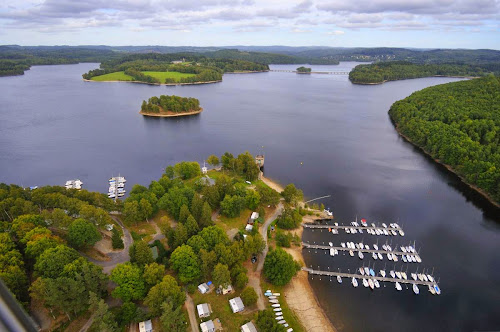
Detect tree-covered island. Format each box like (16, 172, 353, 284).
(296, 66, 312, 73)
(140, 95, 202, 117)
(389, 75, 500, 206)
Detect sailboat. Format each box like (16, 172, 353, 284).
(362, 279, 369, 287)
(411, 273, 417, 281)
(377, 252, 383, 260)
(393, 254, 398, 262)
(359, 267, 365, 275)
(372, 252, 378, 260)
(352, 277, 358, 287)
(413, 284, 420, 295)
(337, 275, 342, 283)
(380, 270, 386, 277)
(390, 270, 396, 278)
(358, 251, 364, 259)
(434, 284, 441, 295)
(395, 271, 402, 279)
(374, 279, 380, 288)
(349, 250, 354, 257)
(368, 279, 375, 290)
(428, 285, 436, 294)
(369, 268, 375, 277)
(395, 282, 402, 291)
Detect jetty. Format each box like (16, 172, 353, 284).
(303, 223, 399, 231)
(302, 242, 421, 261)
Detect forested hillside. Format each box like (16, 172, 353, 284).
(349, 61, 494, 84)
(389, 75, 500, 204)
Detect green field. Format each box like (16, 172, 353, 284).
(90, 71, 195, 82)
(142, 71, 195, 81)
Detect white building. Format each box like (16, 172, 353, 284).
(241, 321, 258, 332)
(198, 283, 210, 294)
(245, 224, 253, 232)
(200, 320, 216, 332)
(229, 297, 245, 313)
(219, 284, 233, 295)
(139, 320, 152, 332)
(197, 303, 211, 318)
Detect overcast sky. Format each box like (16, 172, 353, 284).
(0, 0, 499, 49)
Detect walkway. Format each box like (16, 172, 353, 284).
(184, 292, 199, 332)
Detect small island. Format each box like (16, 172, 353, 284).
(296, 66, 312, 73)
(140, 95, 202, 117)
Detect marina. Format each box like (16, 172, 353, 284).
(65, 179, 83, 190)
(108, 176, 126, 200)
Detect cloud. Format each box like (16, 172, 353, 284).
(327, 30, 344, 35)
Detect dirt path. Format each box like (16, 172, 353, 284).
(184, 292, 199, 332)
(148, 220, 165, 244)
(78, 313, 94, 332)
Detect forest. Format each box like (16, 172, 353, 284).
(389, 75, 500, 204)
(141, 95, 201, 114)
(349, 61, 497, 84)
(296, 66, 311, 73)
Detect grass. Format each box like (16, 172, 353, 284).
(217, 208, 252, 231)
(90, 71, 133, 81)
(128, 222, 156, 243)
(90, 71, 195, 83)
(260, 279, 305, 332)
(191, 290, 256, 331)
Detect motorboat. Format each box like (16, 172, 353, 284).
(337, 276, 342, 283)
(361, 219, 367, 226)
(428, 285, 436, 294)
(355, 243, 360, 249)
(399, 230, 405, 236)
(373, 244, 379, 250)
(324, 209, 333, 216)
(364, 267, 370, 275)
(328, 242, 333, 247)
(365, 245, 370, 250)
(390, 270, 396, 278)
(368, 279, 375, 290)
(393, 255, 398, 262)
(418, 274, 424, 281)
(395, 271, 402, 279)
(422, 274, 428, 282)
(378, 253, 383, 260)
(352, 277, 358, 287)
(395, 282, 402, 291)
(349, 250, 354, 257)
(358, 251, 364, 259)
(434, 285, 441, 295)
(402, 255, 407, 263)
(359, 243, 364, 249)
(380, 270, 386, 277)
(330, 248, 335, 256)
(413, 284, 419, 295)
(382, 223, 387, 228)
(401, 272, 407, 280)
(387, 253, 392, 261)
(273, 293, 280, 296)
(341, 243, 346, 248)
(416, 255, 422, 263)
(359, 267, 365, 275)
(427, 275, 434, 282)
(372, 252, 378, 260)
(394, 223, 400, 228)
(401, 246, 407, 253)
(269, 299, 279, 303)
(411, 273, 417, 281)
(269, 296, 277, 299)
(346, 228, 350, 234)
(391, 230, 397, 236)
(369, 269, 375, 277)
(276, 316, 283, 320)
(374, 279, 380, 288)
(362, 279, 369, 287)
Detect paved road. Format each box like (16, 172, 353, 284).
(185, 292, 199, 332)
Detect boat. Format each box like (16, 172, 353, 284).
(372, 252, 378, 260)
(272, 304, 281, 308)
(359, 267, 365, 275)
(275, 312, 282, 316)
(402, 255, 408, 263)
(401, 247, 407, 253)
(395, 271, 402, 279)
(324, 208, 333, 216)
(402, 272, 407, 280)
(377, 252, 383, 260)
(391, 230, 397, 236)
(276, 316, 283, 320)
(422, 274, 428, 282)
(427, 275, 434, 282)
(269, 299, 279, 303)
(418, 274, 424, 281)
(387, 253, 392, 261)
(371, 223, 376, 227)
(368, 279, 375, 289)
(373, 244, 379, 250)
(428, 285, 436, 294)
(358, 251, 364, 259)
(364, 267, 370, 275)
(328, 242, 333, 247)
(394, 223, 400, 228)
(352, 277, 358, 287)
(355, 243, 360, 249)
(413, 284, 419, 295)
(434, 285, 441, 295)
(362, 279, 369, 287)
(399, 230, 405, 236)
(395, 282, 402, 291)
(269, 296, 277, 299)
(365, 245, 370, 250)
(337, 275, 342, 283)
(267, 290, 272, 293)
(383, 229, 389, 236)
(341, 242, 346, 248)
(369, 269, 375, 277)
(374, 279, 380, 288)
(416, 255, 422, 263)
(390, 270, 396, 278)
(361, 219, 367, 226)
(382, 223, 387, 228)
(411, 273, 417, 280)
(273, 293, 280, 296)
(393, 255, 398, 262)
(330, 248, 335, 256)
(380, 270, 386, 277)
(349, 250, 354, 257)
(346, 228, 350, 234)
(274, 308, 282, 312)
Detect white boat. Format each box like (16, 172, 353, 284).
(330, 248, 335, 256)
(276, 316, 283, 320)
(422, 274, 428, 282)
(411, 273, 417, 281)
(352, 228, 357, 234)
(349, 250, 354, 257)
(383, 229, 389, 236)
(402, 272, 407, 280)
(359, 267, 365, 275)
(428, 285, 436, 294)
(380, 270, 386, 277)
(365, 245, 370, 250)
(267, 290, 272, 293)
(359, 229, 363, 233)
(272, 304, 281, 308)
(360, 243, 365, 249)
(337, 276, 342, 283)
(402, 255, 408, 263)
(372, 252, 378, 260)
(399, 230, 405, 236)
(396, 271, 402, 279)
(352, 277, 358, 287)
(378, 253, 383, 260)
(272, 293, 280, 297)
(368, 279, 375, 289)
(416, 255, 422, 263)
(355, 243, 360, 249)
(324, 209, 333, 216)
(394, 223, 400, 228)
(393, 255, 398, 262)
(341, 242, 346, 248)
(346, 228, 350, 234)
(413, 284, 419, 295)
(328, 242, 333, 247)
(275, 312, 282, 316)
(373, 244, 379, 250)
(387, 253, 392, 261)
(269, 296, 277, 299)
(427, 275, 434, 282)
(364, 267, 370, 275)
(374, 279, 380, 288)
(382, 223, 387, 228)
(269, 299, 279, 303)
(362, 279, 369, 287)
(274, 308, 282, 312)
(418, 274, 424, 281)
(391, 230, 397, 236)
(395, 282, 402, 291)
(401, 247, 407, 253)
(390, 270, 396, 278)
(371, 223, 376, 227)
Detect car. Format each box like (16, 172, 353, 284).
(251, 255, 257, 263)
(246, 181, 251, 184)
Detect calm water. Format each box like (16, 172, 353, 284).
(1, 63, 499, 332)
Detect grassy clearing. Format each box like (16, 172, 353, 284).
(90, 71, 133, 81)
(191, 290, 255, 331)
(260, 279, 305, 332)
(128, 222, 156, 243)
(142, 71, 195, 82)
(217, 208, 252, 231)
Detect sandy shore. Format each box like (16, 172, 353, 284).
(261, 174, 285, 193)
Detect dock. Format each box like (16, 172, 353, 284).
(302, 242, 421, 261)
(302, 267, 437, 287)
(303, 223, 400, 232)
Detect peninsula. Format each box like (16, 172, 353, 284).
(140, 95, 202, 117)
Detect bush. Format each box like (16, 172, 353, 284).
(240, 287, 258, 306)
(275, 231, 290, 248)
(275, 208, 302, 229)
(112, 227, 124, 249)
(264, 248, 300, 286)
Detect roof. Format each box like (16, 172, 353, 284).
(199, 176, 215, 186)
(250, 212, 259, 220)
(139, 320, 152, 332)
(229, 297, 245, 312)
(197, 303, 210, 316)
(200, 320, 215, 332)
(241, 321, 258, 332)
(245, 224, 253, 231)
(150, 246, 159, 259)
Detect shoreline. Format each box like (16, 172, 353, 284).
(139, 108, 203, 117)
(351, 75, 478, 85)
(261, 173, 337, 332)
(83, 79, 222, 85)
(224, 70, 269, 74)
(392, 122, 500, 209)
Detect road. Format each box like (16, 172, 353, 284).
(184, 292, 199, 332)
(247, 202, 284, 310)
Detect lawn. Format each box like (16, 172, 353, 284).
(90, 71, 133, 81)
(191, 290, 256, 331)
(217, 208, 253, 231)
(141, 71, 195, 82)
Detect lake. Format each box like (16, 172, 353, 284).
(0, 62, 499, 332)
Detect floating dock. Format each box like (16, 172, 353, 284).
(302, 242, 421, 261)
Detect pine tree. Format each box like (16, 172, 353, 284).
(111, 227, 124, 249)
(199, 202, 213, 229)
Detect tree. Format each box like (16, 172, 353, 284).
(178, 204, 190, 223)
(198, 226, 228, 250)
(257, 186, 281, 206)
(68, 219, 101, 249)
(88, 292, 118, 332)
(220, 194, 245, 218)
(110, 263, 146, 302)
(62, 257, 108, 299)
(245, 233, 266, 255)
(263, 248, 300, 286)
(281, 184, 303, 204)
(207, 155, 220, 167)
(186, 235, 208, 254)
(200, 249, 217, 280)
(144, 275, 185, 316)
(240, 286, 258, 306)
(111, 227, 124, 249)
(123, 200, 141, 225)
(139, 198, 153, 221)
(234, 272, 248, 289)
(199, 201, 213, 228)
(170, 245, 201, 284)
(221, 152, 234, 170)
(256, 309, 286, 332)
(25, 234, 63, 260)
(34, 245, 79, 279)
(173, 223, 188, 248)
(160, 301, 187, 332)
(143, 262, 165, 288)
(117, 301, 137, 327)
(190, 195, 204, 222)
(275, 208, 302, 229)
(245, 190, 261, 210)
(149, 180, 166, 199)
(129, 241, 154, 267)
(185, 215, 199, 237)
(212, 263, 231, 288)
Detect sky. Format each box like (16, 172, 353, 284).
(0, 0, 499, 49)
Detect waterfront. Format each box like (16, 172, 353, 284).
(0, 62, 499, 332)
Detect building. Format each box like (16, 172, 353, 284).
(197, 303, 211, 318)
(139, 320, 152, 332)
(198, 283, 210, 294)
(198, 176, 215, 186)
(249, 212, 259, 223)
(241, 321, 258, 332)
(150, 246, 158, 260)
(255, 155, 265, 168)
(245, 224, 253, 232)
(229, 297, 245, 313)
(218, 284, 233, 295)
(200, 320, 216, 332)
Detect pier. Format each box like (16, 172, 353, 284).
(302, 268, 437, 287)
(303, 223, 403, 233)
(302, 242, 421, 261)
